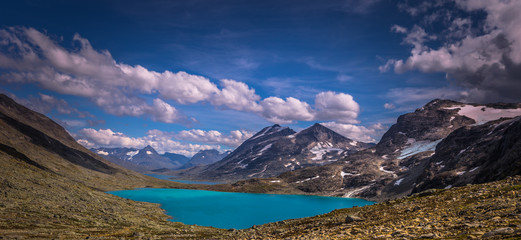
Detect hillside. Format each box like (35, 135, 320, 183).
(0, 94, 231, 238)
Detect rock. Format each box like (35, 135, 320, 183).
(345, 214, 363, 223)
(482, 227, 514, 238)
(419, 233, 436, 238)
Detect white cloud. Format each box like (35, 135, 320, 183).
(260, 97, 315, 124)
(314, 91, 359, 124)
(149, 98, 184, 124)
(211, 79, 262, 112)
(322, 122, 386, 143)
(382, 0, 521, 103)
(175, 129, 254, 147)
(76, 128, 220, 156)
(0, 27, 363, 125)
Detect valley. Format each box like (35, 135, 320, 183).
(1, 93, 521, 239)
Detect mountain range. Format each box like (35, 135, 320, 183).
(92, 146, 229, 173)
(273, 99, 521, 201)
(175, 123, 372, 180)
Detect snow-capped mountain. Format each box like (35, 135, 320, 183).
(92, 145, 189, 172)
(277, 99, 521, 201)
(176, 123, 371, 180)
(182, 149, 231, 169)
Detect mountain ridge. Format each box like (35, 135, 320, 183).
(176, 123, 372, 180)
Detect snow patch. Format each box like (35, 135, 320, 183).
(258, 143, 272, 154)
(398, 139, 442, 159)
(444, 185, 453, 189)
(96, 150, 109, 156)
(469, 167, 480, 172)
(341, 171, 359, 178)
(379, 166, 395, 174)
(456, 171, 466, 176)
(445, 105, 521, 125)
(394, 178, 404, 186)
(310, 142, 342, 161)
(270, 180, 281, 183)
(343, 184, 374, 198)
(283, 163, 292, 168)
(295, 175, 320, 183)
(146, 151, 152, 155)
(349, 141, 358, 146)
(126, 150, 139, 159)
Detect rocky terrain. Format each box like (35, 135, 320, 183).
(238, 176, 521, 239)
(176, 123, 371, 181)
(92, 145, 190, 173)
(270, 99, 521, 201)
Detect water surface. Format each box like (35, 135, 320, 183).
(109, 188, 373, 229)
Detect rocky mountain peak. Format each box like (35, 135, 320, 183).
(140, 145, 158, 155)
(296, 123, 350, 145)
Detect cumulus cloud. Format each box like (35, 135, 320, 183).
(382, 0, 521, 103)
(210, 79, 262, 112)
(260, 97, 315, 124)
(175, 129, 254, 147)
(0, 27, 363, 125)
(77, 128, 220, 156)
(322, 122, 386, 143)
(314, 91, 359, 124)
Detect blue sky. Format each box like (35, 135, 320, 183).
(1, 0, 520, 156)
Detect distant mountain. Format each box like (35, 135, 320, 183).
(182, 149, 230, 169)
(92, 145, 189, 172)
(177, 123, 371, 180)
(162, 152, 191, 165)
(277, 99, 521, 201)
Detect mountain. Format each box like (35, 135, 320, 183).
(0, 94, 231, 238)
(177, 123, 371, 180)
(277, 99, 521, 201)
(92, 146, 190, 172)
(163, 152, 191, 165)
(182, 149, 230, 169)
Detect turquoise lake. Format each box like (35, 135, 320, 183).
(108, 188, 374, 229)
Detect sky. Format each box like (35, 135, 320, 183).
(1, 0, 520, 156)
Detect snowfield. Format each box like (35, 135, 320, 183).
(445, 105, 521, 125)
(398, 139, 442, 159)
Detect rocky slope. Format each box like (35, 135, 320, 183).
(182, 149, 230, 169)
(92, 145, 189, 173)
(0, 94, 232, 238)
(177, 123, 370, 180)
(276, 99, 521, 201)
(237, 176, 521, 239)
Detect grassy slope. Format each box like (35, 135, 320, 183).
(0, 94, 232, 238)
